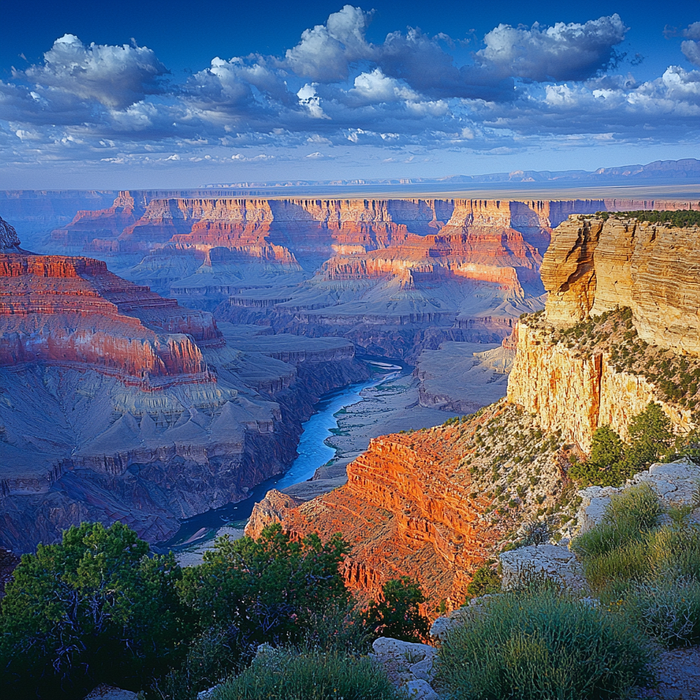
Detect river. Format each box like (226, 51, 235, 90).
(160, 360, 404, 549)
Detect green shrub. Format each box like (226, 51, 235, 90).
(626, 402, 673, 469)
(620, 577, 700, 648)
(466, 561, 501, 599)
(362, 576, 430, 643)
(213, 648, 402, 700)
(572, 485, 661, 587)
(573, 485, 700, 648)
(152, 626, 244, 700)
(179, 525, 349, 650)
(436, 589, 654, 700)
(0, 522, 189, 699)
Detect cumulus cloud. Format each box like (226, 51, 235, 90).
(681, 23, 700, 66)
(284, 5, 375, 81)
(19, 34, 167, 109)
(349, 69, 419, 103)
(378, 28, 514, 101)
(477, 15, 627, 81)
(1, 7, 699, 172)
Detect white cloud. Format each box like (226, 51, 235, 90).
(19, 34, 167, 109)
(477, 15, 627, 81)
(350, 69, 419, 103)
(284, 5, 374, 81)
(1, 8, 700, 172)
(297, 83, 329, 119)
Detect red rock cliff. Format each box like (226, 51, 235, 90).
(0, 252, 220, 386)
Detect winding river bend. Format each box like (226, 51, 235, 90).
(162, 361, 403, 549)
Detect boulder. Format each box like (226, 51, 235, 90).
(499, 544, 588, 592)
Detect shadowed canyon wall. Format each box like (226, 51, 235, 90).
(0, 226, 369, 551)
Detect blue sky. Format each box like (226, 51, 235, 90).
(1, 1, 699, 188)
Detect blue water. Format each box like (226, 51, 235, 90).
(160, 362, 402, 549)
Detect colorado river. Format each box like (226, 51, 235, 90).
(161, 360, 404, 549)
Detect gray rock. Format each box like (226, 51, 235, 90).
(405, 678, 440, 699)
(499, 544, 588, 592)
(0, 216, 20, 251)
(371, 637, 438, 691)
(83, 686, 139, 700)
(577, 459, 700, 534)
(429, 596, 494, 641)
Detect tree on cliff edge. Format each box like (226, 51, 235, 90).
(362, 576, 430, 643)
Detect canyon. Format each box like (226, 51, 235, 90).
(0, 218, 372, 551)
(250, 210, 700, 611)
(46, 193, 691, 361)
(2, 191, 698, 565)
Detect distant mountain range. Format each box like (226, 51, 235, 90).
(202, 158, 700, 189)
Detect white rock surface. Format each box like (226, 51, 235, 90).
(577, 459, 700, 533)
(370, 637, 438, 691)
(405, 678, 440, 700)
(499, 544, 588, 592)
(429, 596, 493, 641)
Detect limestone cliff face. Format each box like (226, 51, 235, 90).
(542, 215, 700, 354)
(508, 212, 700, 449)
(506, 322, 692, 451)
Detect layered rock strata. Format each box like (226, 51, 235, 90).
(509, 213, 700, 448)
(543, 215, 700, 354)
(0, 237, 368, 551)
(0, 252, 220, 386)
(246, 402, 567, 610)
(247, 209, 700, 609)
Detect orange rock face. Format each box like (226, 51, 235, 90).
(0, 252, 221, 387)
(254, 407, 537, 611)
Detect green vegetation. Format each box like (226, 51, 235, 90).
(569, 403, 674, 487)
(573, 485, 700, 648)
(0, 522, 432, 699)
(465, 560, 501, 599)
(179, 524, 349, 646)
(0, 522, 189, 699)
(437, 587, 653, 700)
(602, 209, 700, 228)
(214, 647, 403, 700)
(362, 576, 430, 643)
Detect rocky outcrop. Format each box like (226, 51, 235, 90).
(251, 401, 566, 610)
(51, 191, 147, 250)
(246, 489, 304, 539)
(509, 214, 700, 449)
(542, 215, 700, 355)
(499, 544, 588, 592)
(370, 637, 439, 700)
(0, 217, 21, 251)
(506, 321, 694, 451)
(576, 459, 700, 534)
(0, 252, 221, 386)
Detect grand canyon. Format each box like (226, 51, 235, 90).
(1, 189, 698, 557)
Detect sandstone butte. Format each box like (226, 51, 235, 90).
(249, 211, 700, 614)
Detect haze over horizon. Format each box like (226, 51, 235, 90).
(2, 0, 700, 189)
